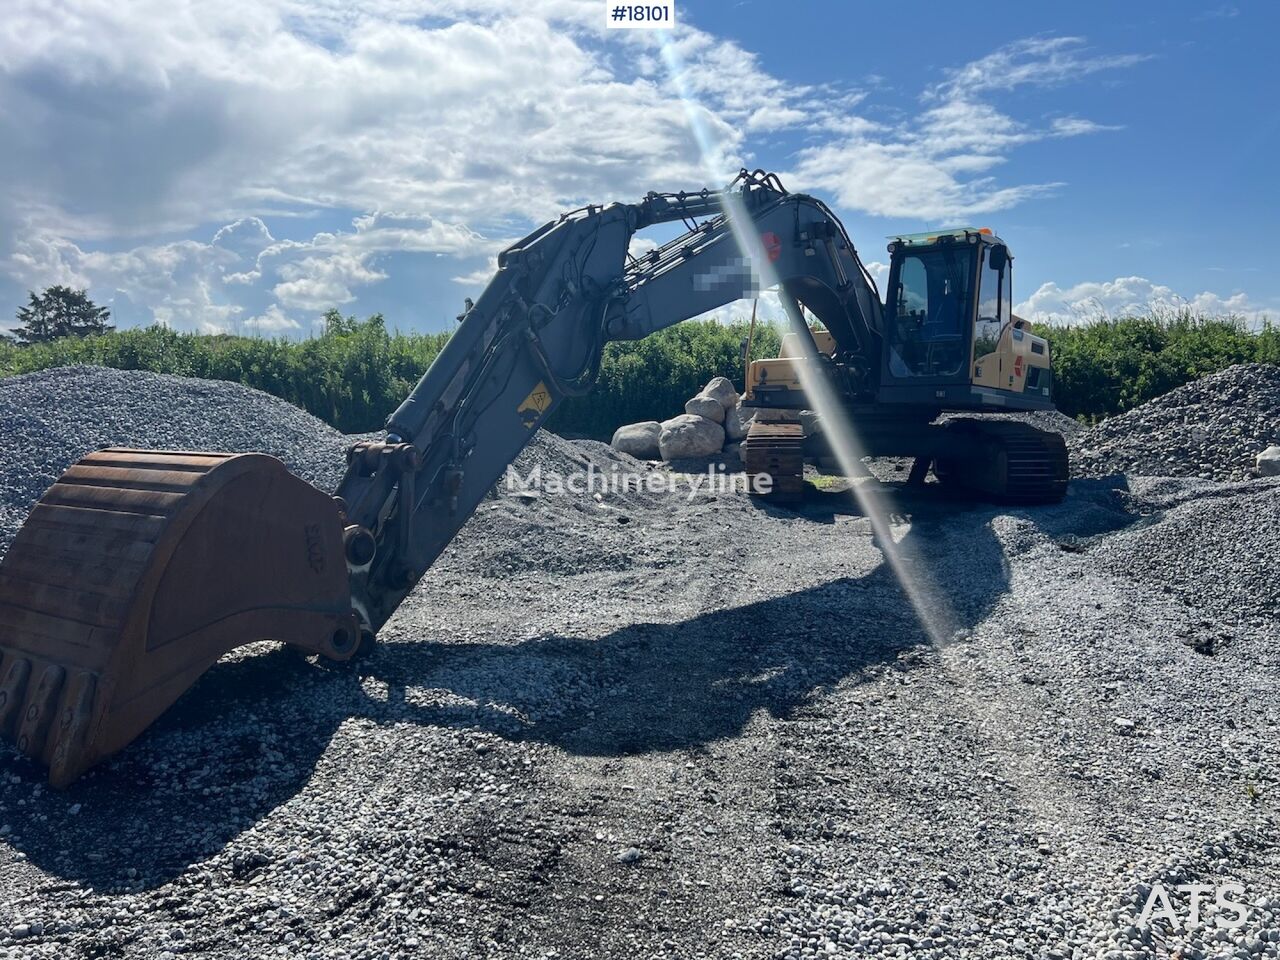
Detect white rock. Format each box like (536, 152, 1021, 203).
(724, 403, 754, 441)
(616, 846, 643, 864)
(611, 421, 662, 459)
(659, 414, 725, 460)
(685, 394, 725, 423)
(701, 376, 740, 411)
(800, 409, 822, 438)
(1257, 445, 1280, 476)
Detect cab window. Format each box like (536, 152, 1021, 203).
(887, 246, 973, 378)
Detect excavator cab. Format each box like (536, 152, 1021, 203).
(878, 228, 1054, 410)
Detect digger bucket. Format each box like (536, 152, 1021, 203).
(0, 449, 359, 787)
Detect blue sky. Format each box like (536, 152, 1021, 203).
(1, 0, 1274, 336)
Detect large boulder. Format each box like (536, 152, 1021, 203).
(724, 403, 754, 441)
(659, 414, 725, 460)
(1258, 445, 1280, 477)
(685, 394, 725, 422)
(800, 409, 823, 438)
(611, 421, 662, 459)
(701, 376, 740, 411)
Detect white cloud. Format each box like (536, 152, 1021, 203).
(6, 210, 489, 332)
(1017, 275, 1273, 326)
(212, 218, 275, 261)
(7, 6, 1221, 335)
(245, 304, 300, 333)
(8, 233, 244, 331)
(926, 37, 1150, 100)
(451, 257, 500, 288)
(627, 237, 660, 260)
(789, 37, 1139, 221)
(0, 0, 846, 330)
(274, 254, 387, 312)
(0, 0, 806, 242)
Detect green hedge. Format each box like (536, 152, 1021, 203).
(552, 320, 781, 437)
(1031, 313, 1279, 421)
(1, 310, 1274, 434)
(0, 313, 778, 437)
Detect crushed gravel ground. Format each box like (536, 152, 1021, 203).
(0, 366, 1277, 960)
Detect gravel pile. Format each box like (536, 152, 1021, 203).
(1091, 476, 1280, 642)
(1070, 362, 1280, 481)
(449, 433, 672, 577)
(0, 365, 351, 556)
(0, 365, 1277, 960)
(940, 408, 1082, 437)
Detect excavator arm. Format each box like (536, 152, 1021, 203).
(0, 171, 880, 785)
(337, 170, 882, 633)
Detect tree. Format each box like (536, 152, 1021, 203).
(10, 286, 113, 344)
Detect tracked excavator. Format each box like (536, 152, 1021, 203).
(0, 170, 1068, 787)
(740, 223, 1066, 502)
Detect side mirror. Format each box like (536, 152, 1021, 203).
(988, 244, 1008, 272)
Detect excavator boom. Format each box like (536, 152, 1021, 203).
(0, 171, 899, 785)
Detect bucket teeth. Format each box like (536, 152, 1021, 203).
(15, 663, 65, 758)
(0, 654, 32, 735)
(49, 671, 97, 788)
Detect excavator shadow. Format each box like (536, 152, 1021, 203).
(0, 478, 1136, 890)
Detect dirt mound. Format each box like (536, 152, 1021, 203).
(0, 365, 673, 576)
(939, 408, 1082, 437)
(449, 430, 674, 577)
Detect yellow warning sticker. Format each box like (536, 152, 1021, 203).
(517, 380, 552, 428)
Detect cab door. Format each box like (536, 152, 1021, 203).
(881, 243, 976, 389)
(971, 244, 1021, 392)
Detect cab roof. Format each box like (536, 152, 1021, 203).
(888, 227, 1005, 247)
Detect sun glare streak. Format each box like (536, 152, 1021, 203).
(658, 38, 957, 648)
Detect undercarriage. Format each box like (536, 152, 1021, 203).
(742, 410, 1069, 505)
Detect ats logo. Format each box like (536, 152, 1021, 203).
(1138, 882, 1249, 931)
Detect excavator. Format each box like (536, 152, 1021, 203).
(0, 170, 1068, 787)
(740, 223, 1065, 502)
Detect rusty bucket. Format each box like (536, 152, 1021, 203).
(0, 449, 357, 787)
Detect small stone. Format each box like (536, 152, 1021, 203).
(617, 846, 643, 864)
(1257, 445, 1280, 476)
